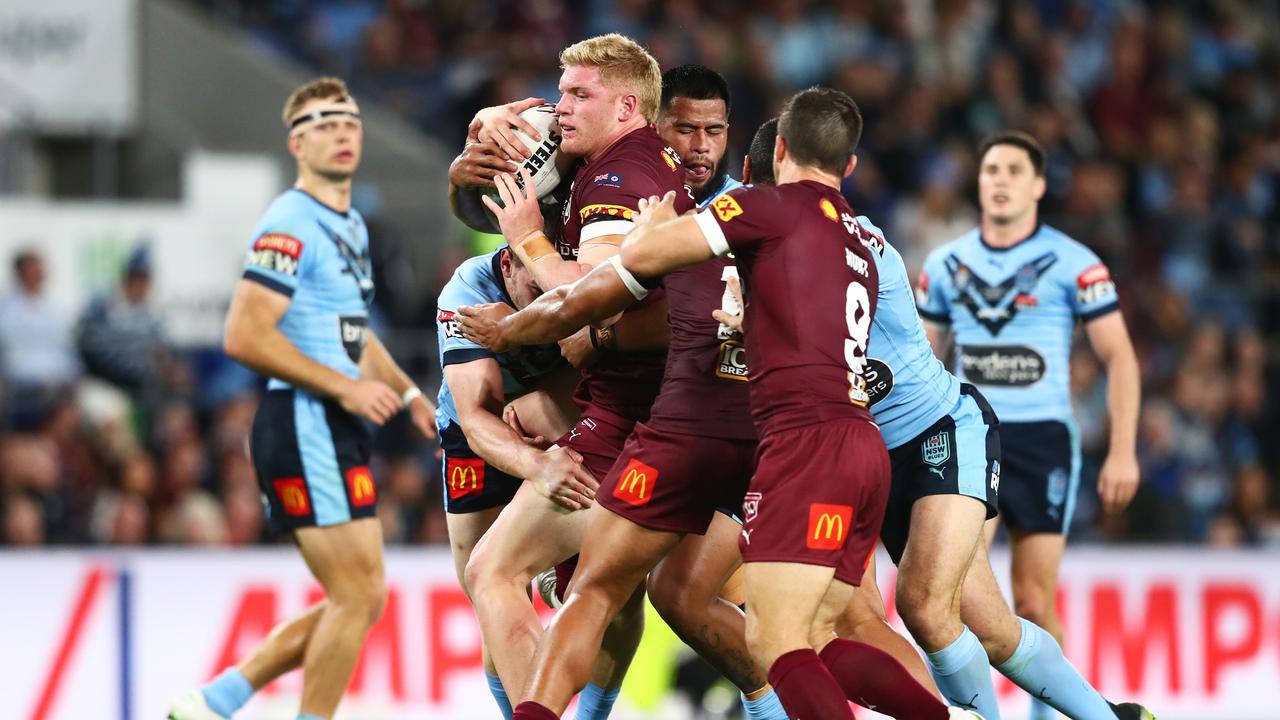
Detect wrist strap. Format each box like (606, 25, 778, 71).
(590, 325, 616, 352)
(402, 386, 423, 409)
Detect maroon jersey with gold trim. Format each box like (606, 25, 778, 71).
(646, 257, 755, 440)
(694, 180, 879, 435)
(559, 126, 693, 423)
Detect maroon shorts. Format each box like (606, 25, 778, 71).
(556, 411, 637, 481)
(738, 418, 890, 585)
(596, 422, 755, 535)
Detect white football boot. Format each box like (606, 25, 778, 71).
(167, 689, 228, 720)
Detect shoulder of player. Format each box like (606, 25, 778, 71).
(255, 195, 333, 246)
(1038, 224, 1098, 256)
(440, 251, 505, 310)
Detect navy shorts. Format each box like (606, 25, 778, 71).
(997, 419, 1081, 534)
(438, 421, 524, 514)
(881, 385, 1001, 564)
(251, 389, 377, 532)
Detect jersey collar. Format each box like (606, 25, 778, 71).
(978, 222, 1042, 252)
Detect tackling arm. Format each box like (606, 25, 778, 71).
(619, 213, 716, 280)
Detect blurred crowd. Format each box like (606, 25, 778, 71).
(0, 248, 447, 548)
(9, 0, 1276, 547)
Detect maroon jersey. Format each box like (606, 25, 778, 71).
(645, 257, 755, 440)
(559, 126, 693, 423)
(694, 180, 879, 435)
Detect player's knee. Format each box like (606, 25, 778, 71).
(896, 578, 958, 640)
(1012, 590, 1054, 625)
(647, 566, 700, 630)
(462, 541, 504, 593)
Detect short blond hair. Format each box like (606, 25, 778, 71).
(281, 77, 353, 127)
(560, 34, 661, 123)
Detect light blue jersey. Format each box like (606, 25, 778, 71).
(853, 217, 962, 449)
(435, 249, 563, 431)
(917, 224, 1119, 423)
(242, 188, 373, 391)
(698, 175, 743, 209)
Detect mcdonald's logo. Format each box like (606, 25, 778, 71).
(612, 458, 658, 507)
(345, 465, 377, 507)
(272, 477, 312, 516)
(806, 503, 853, 550)
(446, 458, 485, 499)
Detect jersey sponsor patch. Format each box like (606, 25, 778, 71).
(246, 233, 304, 276)
(579, 203, 634, 223)
(437, 309, 461, 339)
(711, 194, 743, 222)
(345, 465, 377, 507)
(864, 358, 894, 406)
(660, 146, 681, 170)
(960, 344, 1046, 387)
(820, 198, 839, 221)
(916, 271, 930, 306)
(715, 339, 749, 381)
(592, 171, 624, 187)
(273, 477, 312, 516)
(1076, 263, 1117, 306)
(612, 457, 658, 507)
(446, 458, 485, 499)
(806, 503, 853, 550)
(339, 315, 368, 363)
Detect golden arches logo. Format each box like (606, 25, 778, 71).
(612, 458, 658, 507)
(812, 513, 844, 542)
(620, 468, 648, 499)
(282, 486, 306, 510)
(450, 465, 479, 491)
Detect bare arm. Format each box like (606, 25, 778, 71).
(360, 333, 437, 439)
(456, 260, 639, 352)
(224, 279, 401, 424)
(446, 360, 598, 510)
(1085, 311, 1142, 514)
(619, 213, 716, 280)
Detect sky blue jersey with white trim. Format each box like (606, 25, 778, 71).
(917, 224, 1119, 423)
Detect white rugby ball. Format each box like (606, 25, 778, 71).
(510, 104, 563, 200)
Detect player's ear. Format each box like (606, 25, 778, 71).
(843, 154, 858, 179)
(287, 132, 303, 159)
(1033, 174, 1047, 201)
(499, 247, 514, 278)
(773, 136, 785, 170)
(742, 155, 752, 185)
(617, 92, 639, 123)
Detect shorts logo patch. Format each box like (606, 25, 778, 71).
(273, 477, 311, 516)
(1047, 467, 1067, 512)
(742, 492, 762, 523)
(711, 195, 743, 222)
(345, 465, 376, 507)
(922, 431, 951, 467)
(807, 503, 853, 550)
(613, 458, 657, 507)
(990, 459, 1001, 494)
(447, 458, 485, 499)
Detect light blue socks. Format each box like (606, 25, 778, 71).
(201, 668, 253, 718)
(997, 617, 1113, 720)
(927, 627, 1002, 719)
(486, 673, 514, 719)
(575, 682, 621, 719)
(741, 687, 788, 719)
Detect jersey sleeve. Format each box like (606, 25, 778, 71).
(915, 247, 952, 323)
(1064, 245, 1120, 321)
(577, 160, 668, 243)
(693, 186, 787, 257)
(242, 219, 316, 298)
(437, 274, 499, 367)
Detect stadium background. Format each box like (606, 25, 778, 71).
(0, 0, 1276, 718)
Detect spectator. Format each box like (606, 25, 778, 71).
(0, 250, 81, 425)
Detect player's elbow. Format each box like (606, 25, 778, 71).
(222, 315, 256, 364)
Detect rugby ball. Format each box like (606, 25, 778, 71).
(510, 104, 563, 200)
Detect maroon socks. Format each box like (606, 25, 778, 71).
(767, 648, 856, 719)
(820, 638, 951, 719)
